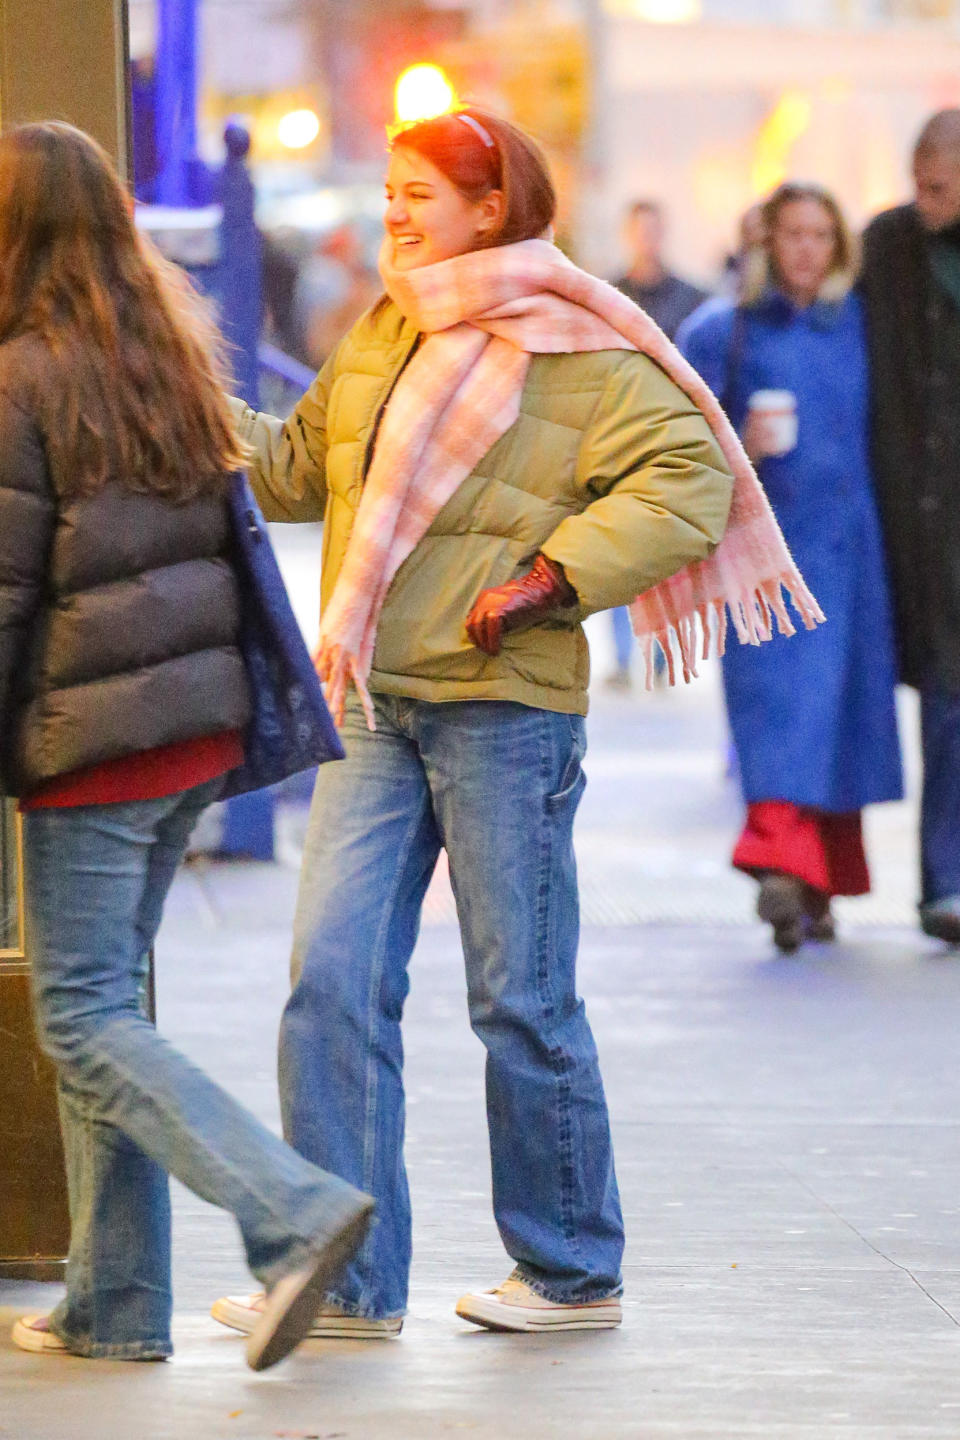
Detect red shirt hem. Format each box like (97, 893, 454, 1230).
(20, 731, 245, 811)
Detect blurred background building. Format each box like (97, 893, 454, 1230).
(128, 0, 960, 285)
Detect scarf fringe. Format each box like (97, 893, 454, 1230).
(314, 641, 377, 732)
(635, 572, 824, 692)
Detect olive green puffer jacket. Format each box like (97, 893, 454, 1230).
(234, 296, 734, 715)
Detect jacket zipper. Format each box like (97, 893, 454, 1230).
(358, 331, 422, 486)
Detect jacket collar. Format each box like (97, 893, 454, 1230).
(751, 286, 846, 331)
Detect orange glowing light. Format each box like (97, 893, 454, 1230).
(752, 92, 812, 197)
(394, 64, 456, 126)
(277, 109, 321, 150)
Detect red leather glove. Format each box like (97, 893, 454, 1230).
(465, 554, 578, 657)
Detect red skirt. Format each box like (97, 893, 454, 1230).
(733, 801, 870, 898)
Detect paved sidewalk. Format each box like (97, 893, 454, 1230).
(3, 671, 958, 1439)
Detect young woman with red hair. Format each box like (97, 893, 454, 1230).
(213, 109, 814, 1339)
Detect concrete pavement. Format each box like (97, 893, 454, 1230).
(3, 664, 959, 1439)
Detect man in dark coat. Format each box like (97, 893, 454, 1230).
(861, 109, 960, 942)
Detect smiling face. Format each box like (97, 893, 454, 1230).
(769, 197, 838, 307)
(384, 146, 504, 271)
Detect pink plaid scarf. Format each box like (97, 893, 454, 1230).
(315, 237, 823, 728)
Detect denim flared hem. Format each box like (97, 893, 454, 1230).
(254, 1183, 375, 1292)
(511, 1263, 623, 1306)
(50, 1319, 171, 1361)
(322, 1288, 405, 1322)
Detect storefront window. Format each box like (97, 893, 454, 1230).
(0, 801, 24, 956)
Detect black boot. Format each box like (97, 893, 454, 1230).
(803, 885, 836, 943)
(919, 894, 960, 945)
(757, 873, 805, 953)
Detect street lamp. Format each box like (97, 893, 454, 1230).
(278, 108, 322, 150)
(394, 63, 457, 125)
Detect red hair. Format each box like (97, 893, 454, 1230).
(391, 109, 556, 247)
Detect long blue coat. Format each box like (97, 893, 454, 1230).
(677, 291, 903, 812)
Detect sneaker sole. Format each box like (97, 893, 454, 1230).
(211, 1296, 400, 1339)
(246, 1200, 375, 1372)
(455, 1296, 622, 1333)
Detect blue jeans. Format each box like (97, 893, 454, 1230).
(23, 779, 369, 1359)
(920, 683, 960, 904)
(280, 696, 624, 1319)
(610, 607, 634, 671)
(610, 609, 665, 678)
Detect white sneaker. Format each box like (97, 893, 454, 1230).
(11, 1315, 69, 1354)
(455, 1274, 622, 1333)
(212, 1292, 401, 1340)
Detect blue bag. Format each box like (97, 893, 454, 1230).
(220, 473, 344, 800)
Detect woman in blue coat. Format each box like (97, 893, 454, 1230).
(678, 182, 902, 951)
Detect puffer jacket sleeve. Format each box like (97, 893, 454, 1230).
(0, 386, 54, 787)
(540, 353, 734, 614)
(230, 343, 340, 524)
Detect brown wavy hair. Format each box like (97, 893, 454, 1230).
(740, 181, 857, 307)
(0, 122, 246, 500)
(390, 108, 556, 247)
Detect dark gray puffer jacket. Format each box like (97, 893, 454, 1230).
(0, 333, 250, 796)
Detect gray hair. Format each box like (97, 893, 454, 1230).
(915, 109, 960, 164)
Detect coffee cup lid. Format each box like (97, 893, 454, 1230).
(747, 389, 796, 410)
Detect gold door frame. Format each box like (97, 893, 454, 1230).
(0, 806, 24, 965)
(0, 0, 128, 966)
(0, 0, 131, 171)
(0, 0, 131, 1277)
(0, 812, 23, 967)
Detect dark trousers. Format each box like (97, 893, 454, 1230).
(919, 683, 960, 904)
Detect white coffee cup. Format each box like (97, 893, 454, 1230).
(747, 389, 798, 456)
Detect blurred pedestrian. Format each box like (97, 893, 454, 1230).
(293, 224, 380, 368)
(720, 202, 765, 297)
(861, 110, 960, 943)
(261, 229, 301, 355)
(0, 123, 372, 1370)
(679, 182, 902, 952)
(216, 108, 816, 1338)
(614, 199, 709, 338)
(607, 200, 711, 688)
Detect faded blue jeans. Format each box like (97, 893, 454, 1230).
(23, 779, 370, 1359)
(280, 696, 624, 1319)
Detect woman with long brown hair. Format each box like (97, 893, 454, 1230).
(0, 122, 372, 1369)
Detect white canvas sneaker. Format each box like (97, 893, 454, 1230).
(455, 1274, 622, 1333)
(11, 1316, 69, 1354)
(212, 1291, 402, 1340)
